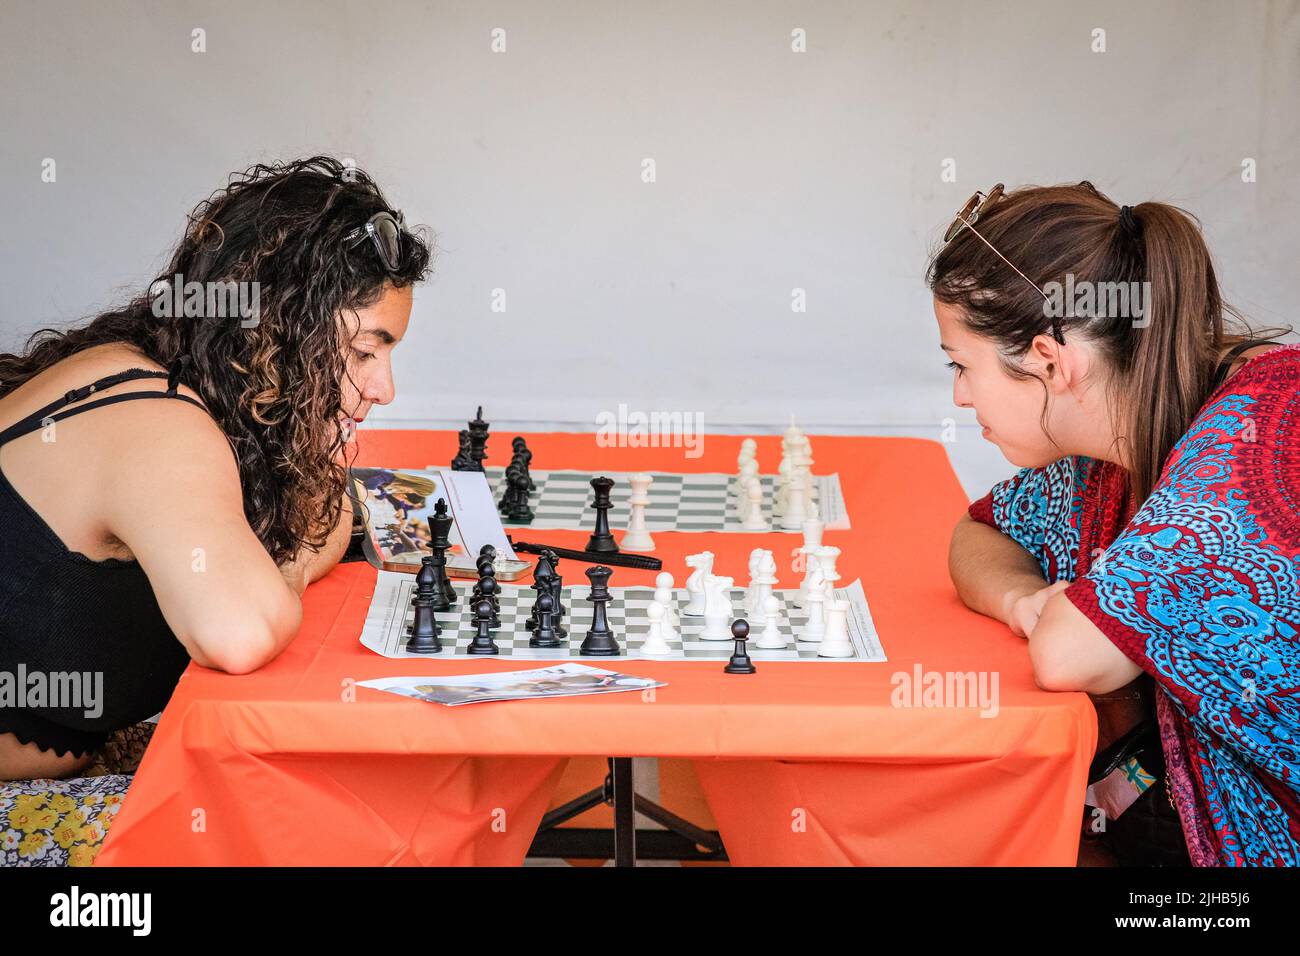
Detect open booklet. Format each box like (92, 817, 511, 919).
(349, 466, 530, 579)
(357, 663, 666, 706)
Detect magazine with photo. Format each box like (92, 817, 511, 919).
(358, 664, 666, 706)
(349, 466, 528, 578)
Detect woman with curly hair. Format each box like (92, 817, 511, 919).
(0, 156, 431, 783)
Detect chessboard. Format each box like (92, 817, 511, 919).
(361, 571, 885, 662)
(477, 467, 850, 533)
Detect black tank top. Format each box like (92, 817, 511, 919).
(0, 368, 209, 759)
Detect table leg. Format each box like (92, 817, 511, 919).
(610, 757, 636, 867)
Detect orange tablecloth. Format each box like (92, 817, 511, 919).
(96, 431, 1096, 866)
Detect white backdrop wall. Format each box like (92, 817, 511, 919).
(2, 0, 1298, 496)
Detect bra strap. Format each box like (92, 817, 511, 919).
(0, 369, 205, 448)
(1211, 339, 1282, 391)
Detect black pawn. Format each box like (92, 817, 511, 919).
(406, 564, 443, 655)
(579, 565, 620, 656)
(585, 476, 619, 553)
(506, 469, 534, 523)
(467, 599, 499, 655)
(545, 551, 567, 639)
(530, 592, 562, 648)
(478, 576, 502, 629)
(450, 429, 475, 471)
(526, 553, 557, 632)
(724, 619, 756, 674)
(474, 557, 502, 617)
(513, 437, 536, 490)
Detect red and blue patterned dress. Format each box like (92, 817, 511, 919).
(969, 345, 1300, 866)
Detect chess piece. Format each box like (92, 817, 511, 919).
(795, 518, 825, 607)
(505, 467, 534, 523)
(585, 476, 619, 553)
(800, 574, 827, 642)
(652, 572, 680, 641)
(530, 592, 561, 647)
(731, 438, 758, 495)
(450, 429, 475, 471)
(467, 599, 500, 655)
(579, 565, 620, 656)
(477, 575, 502, 630)
(654, 572, 680, 629)
(740, 476, 768, 531)
(747, 554, 778, 626)
(512, 436, 536, 490)
(734, 458, 760, 508)
(621, 473, 655, 552)
(701, 575, 735, 640)
(546, 551, 567, 639)
(639, 601, 672, 655)
(780, 469, 810, 530)
(467, 406, 490, 471)
(819, 599, 853, 658)
(755, 594, 787, 649)
(816, 545, 842, 595)
(406, 559, 443, 654)
(743, 548, 765, 614)
(427, 499, 457, 608)
(526, 552, 557, 632)
(724, 619, 756, 674)
(682, 551, 713, 616)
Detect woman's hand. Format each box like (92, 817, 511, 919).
(1004, 580, 1072, 638)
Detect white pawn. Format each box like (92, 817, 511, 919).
(734, 459, 760, 514)
(640, 601, 672, 655)
(654, 571, 680, 632)
(701, 575, 735, 640)
(741, 477, 768, 531)
(818, 600, 853, 658)
(800, 573, 826, 642)
(780, 469, 810, 530)
(754, 594, 787, 649)
(743, 548, 764, 612)
(746, 551, 778, 620)
(622, 473, 655, 552)
(653, 586, 679, 642)
(731, 440, 758, 494)
(796, 518, 825, 607)
(774, 455, 792, 516)
(683, 551, 713, 616)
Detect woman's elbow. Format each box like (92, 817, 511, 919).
(1028, 624, 1088, 693)
(192, 598, 303, 675)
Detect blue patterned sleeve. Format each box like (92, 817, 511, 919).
(1064, 346, 1300, 865)
(967, 457, 1085, 582)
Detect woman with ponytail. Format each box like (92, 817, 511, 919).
(933, 182, 1298, 866)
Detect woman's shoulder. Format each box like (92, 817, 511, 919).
(1211, 342, 1300, 399)
(2, 343, 209, 420)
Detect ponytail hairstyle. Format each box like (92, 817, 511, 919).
(926, 181, 1286, 506)
(0, 156, 432, 563)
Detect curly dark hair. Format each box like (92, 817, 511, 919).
(0, 156, 432, 563)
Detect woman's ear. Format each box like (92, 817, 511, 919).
(1027, 333, 1067, 386)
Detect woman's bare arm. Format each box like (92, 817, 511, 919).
(277, 494, 356, 595)
(102, 401, 303, 674)
(948, 513, 1052, 632)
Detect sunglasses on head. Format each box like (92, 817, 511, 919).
(344, 210, 405, 273)
(944, 184, 1064, 345)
